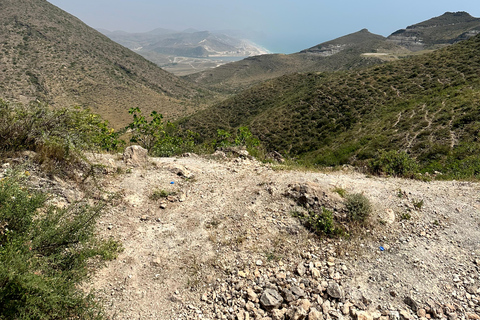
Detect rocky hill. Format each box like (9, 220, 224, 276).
(301, 28, 387, 56)
(184, 12, 480, 93)
(387, 12, 480, 51)
(184, 29, 403, 93)
(181, 33, 480, 179)
(0, 0, 211, 127)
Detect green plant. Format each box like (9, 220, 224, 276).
(0, 99, 124, 165)
(345, 193, 372, 223)
(401, 212, 412, 220)
(303, 208, 343, 237)
(214, 126, 261, 153)
(368, 150, 419, 178)
(205, 219, 221, 229)
(265, 251, 282, 262)
(149, 189, 175, 201)
(412, 199, 424, 210)
(333, 187, 347, 197)
(126, 107, 198, 157)
(0, 173, 121, 319)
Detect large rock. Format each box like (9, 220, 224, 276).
(260, 289, 283, 309)
(123, 145, 148, 166)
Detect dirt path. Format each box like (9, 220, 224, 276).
(85, 153, 480, 320)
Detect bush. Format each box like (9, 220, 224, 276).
(0, 99, 124, 163)
(293, 208, 343, 237)
(0, 173, 121, 319)
(214, 126, 263, 158)
(345, 193, 372, 223)
(368, 149, 419, 178)
(126, 107, 198, 157)
(307, 208, 341, 236)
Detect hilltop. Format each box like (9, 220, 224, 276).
(388, 11, 480, 51)
(0, 0, 213, 127)
(181, 33, 480, 178)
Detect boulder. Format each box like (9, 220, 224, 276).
(123, 145, 148, 166)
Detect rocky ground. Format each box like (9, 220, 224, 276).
(8, 147, 480, 320)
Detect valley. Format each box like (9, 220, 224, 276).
(1, 1, 480, 319)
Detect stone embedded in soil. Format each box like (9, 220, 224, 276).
(327, 282, 343, 299)
(297, 263, 306, 276)
(404, 296, 421, 312)
(260, 289, 284, 309)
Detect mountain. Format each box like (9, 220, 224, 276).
(100, 29, 268, 58)
(184, 12, 480, 94)
(301, 28, 386, 55)
(387, 11, 480, 51)
(99, 28, 269, 75)
(0, 0, 209, 127)
(181, 34, 480, 178)
(184, 29, 405, 93)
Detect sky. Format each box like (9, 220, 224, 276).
(47, 0, 480, 54)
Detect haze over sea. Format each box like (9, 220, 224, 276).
(49, 0, 480, 53)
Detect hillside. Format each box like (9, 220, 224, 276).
(181, 34, 480, 178)
(387, 11, 480, 51)
(0, 0, 212, 127)
(184, 29, 404, 93)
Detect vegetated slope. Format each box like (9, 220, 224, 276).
(184, 29, 399, 93)
(182, 34, 480, 177)
(184, 12, 480, 94)
(0, 0, 211, 127)
(387, 11, 480, 51)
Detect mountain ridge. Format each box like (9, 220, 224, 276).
(387, 11, 480, 51)
(183, 12, 480, 93)
(184, 28, 405, 93)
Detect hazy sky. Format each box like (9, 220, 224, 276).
(47, 0, 480, 53)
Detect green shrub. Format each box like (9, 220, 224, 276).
(0, 173, 121, 319)
(306, 208, 339, 236)
(332, 187, 347, 197)
(126, 107, 198, 157)
(149, 189, 175, 201)
(213, 126, 263, 158)
(0, 99, 124, 163)
(345, 193, 372, 223)
(293, 208, 343, 237)
(368, 149, 419, 178)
